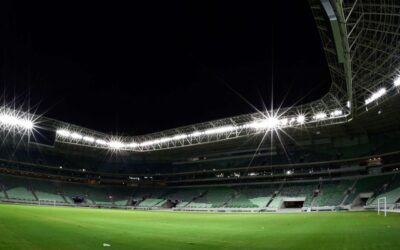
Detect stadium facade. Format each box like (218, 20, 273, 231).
(1, 0, 400, 212)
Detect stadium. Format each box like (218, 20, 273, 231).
(1, 0, 400, 249)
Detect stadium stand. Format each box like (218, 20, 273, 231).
(88, 188, 114, 206)
(187, 187, 234, 208)
(225, 186, 276, 208)
(344, 175, 393, 206)
(6, 187, 36, 201)
(137, 198, 167, 208)
(268, 197, 282, 209)
(313, 180, 353, 208)
(368, 187, 400, 207)
(164, 188, 205, 207)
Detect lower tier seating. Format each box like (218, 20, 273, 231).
(189, 187, 233, 208)
(137, 198, 166, 207)
(313, 180, 353, 207)
(344, 175, 393, 205)
(1, 173, 400, 210)
(6, 187, 36, 201)
(368, 187, 400, 205)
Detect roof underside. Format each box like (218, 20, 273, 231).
(35, 0, 400, 152)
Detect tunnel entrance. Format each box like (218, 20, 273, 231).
(282, 200, 304, 209)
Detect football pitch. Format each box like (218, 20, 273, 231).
(0, 204, 399, 250)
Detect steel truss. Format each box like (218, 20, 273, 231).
(47, 0, 400, 151)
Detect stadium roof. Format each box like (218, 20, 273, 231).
(2, 0, 400, 152)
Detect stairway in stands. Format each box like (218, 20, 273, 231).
(30, 188, 39, 201)
(185, 190, 208, 207)
(2, 188, 9, 199)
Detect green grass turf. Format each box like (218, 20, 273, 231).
(0, 204, 399, 250)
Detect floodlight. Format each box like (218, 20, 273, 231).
(70, 132, 83, 140)
(250, 117, 279, 130)
(126, 142, 138, 148)
(172, 134, 188, 140)
(140, 140, 158, 147)
(365, 88, 386, 105)
(0, 113, 34, 130)
(95, 139, 108, 145)
(296, 115, 306, 124)
(394, 75, 400, 87)
(265, 117, 279, 128)
(21, 119, 34, 129)
(108, 141, 125, 149)
(82, 136, 95, 143)
(56, 129, 71, 137)
(159, 137, 173, 143)
(330, 109, 343, 117)
(279, 118, 288, 126)
(189, 131, 203, 137)
(204, 126, 236, 135)
(313, 112, 327, 120)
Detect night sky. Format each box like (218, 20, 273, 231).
(0, 0, 330, 135)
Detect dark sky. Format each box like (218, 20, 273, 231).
(0, 0, 330, 135)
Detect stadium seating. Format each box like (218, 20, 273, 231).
(188, 187, 233, 208)
(313, 180, 353, 207)
(132, 188, 167, 201)
(1, 169, 400, 211)
(109, 187, 133, 206)
(368, 187, 400, 206)
(6, 187, 36, 201)
(62, 183, 94, 204)
(185, 202, 212, 208)
(344, 175, 392, 205)
(268, 197, 282, 208)
(366, 175, 400, 206)
(279, 183, 316, 197)
(225, 186, 277, 208)
(35, 191, 65, 203)
(0, 175, 36, 201)
(88, 188, 113, 206)
(164, 188, 205, 207)
(137, 198, 166, 207)
(28, 179, 66, 203)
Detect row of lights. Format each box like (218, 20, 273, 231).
(365, 75, 400, 105)
(0, 109, 34, 131)
(56, 108, 346, 150)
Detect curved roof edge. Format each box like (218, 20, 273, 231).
(5, 0, 400, 152)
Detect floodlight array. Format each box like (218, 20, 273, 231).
(394, 75, 400, 87)
(56, 108, 348, 151)
(365, 88, 387, 105)
(0, 108, 35, 132)
(361, 74, 400, 108)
